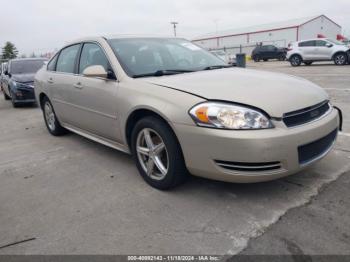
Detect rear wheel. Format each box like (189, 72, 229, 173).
(42, 96, 67, 136)
(334, 53, 347, 65)
(131, 116, 188, 190)
(304, 61, 313, 66)
(290, 55, 302, 67)
(253, 55, 260, 62)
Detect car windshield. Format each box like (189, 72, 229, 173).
(10, 60, 46, 74)
(326, 39, 345, 45)
(108, 38, 228, 77)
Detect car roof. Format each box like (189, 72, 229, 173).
(297, 38, 328, 42)
(10, 58, 48, 63)
(65, 35, 183, 45)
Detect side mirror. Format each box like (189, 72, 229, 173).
(326, 43, 333, 48)
(83, 65, 108, 78)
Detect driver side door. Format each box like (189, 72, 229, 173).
(68, 42, 121, 142)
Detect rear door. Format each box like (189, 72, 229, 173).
(265, 45, 275, 59)
(259, 46, 268, 59)
(298, 40, 316, 60)
(47, 44, 82, 124)
(69, 42, 121, 141)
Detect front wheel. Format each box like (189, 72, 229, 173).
(278, 55, 286, 61)
(290, 55, 302, 67)
(42, 97, 67, 136)
(334, 53, 347, 65)
(10, 92, 19, 108)
(131, 116, 188, 190)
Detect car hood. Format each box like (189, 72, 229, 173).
(145, 68, 328, 117)
(11, 73, 35, 83)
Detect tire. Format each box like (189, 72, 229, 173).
(304, 61, 313, 66)
(10, 92, 19, 108)
(278, 55, 286, 61)
(3, 90, 10, 100)
(131, 116, 188, 190)
(42, 96, 67, 136)
(253, 55, 260, 62)
(290, 55, 302, 67)
(263, 59, 268, 62)
(334, 53, 347, 66)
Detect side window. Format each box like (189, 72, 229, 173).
(316, 40, 327, 47)
(299, 41, 315, 47)
(47, 54, 58, 71)
(79, 43, 110, 74)
(56, 44, 80, 73)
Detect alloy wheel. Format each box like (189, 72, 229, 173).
(44, 102, 56, 131)
(136, 128, 169, 181)
(335, 54, 346, 65)
(291, 56, 301, 66)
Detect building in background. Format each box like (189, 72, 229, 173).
(192, 15, 343, 55)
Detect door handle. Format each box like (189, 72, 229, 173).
(74, 82, 83, 89)
(47, 78, 54, 84)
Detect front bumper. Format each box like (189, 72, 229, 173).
(173, 109, 339, 183)
(12, 87, 36, 103)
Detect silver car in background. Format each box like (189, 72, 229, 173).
(35, 36, 340, 189)
(287, 38, 349, 66)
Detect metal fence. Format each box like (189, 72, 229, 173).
(206, 39, 289, 56)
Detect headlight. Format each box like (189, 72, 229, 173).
(189, 102, 274, 130)
(11, 81, 18, 87)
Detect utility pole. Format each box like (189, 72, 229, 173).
(213, 19, 220, 34)
(170, 22, 178, 37)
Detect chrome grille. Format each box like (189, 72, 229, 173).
(283, 101, 331, 128)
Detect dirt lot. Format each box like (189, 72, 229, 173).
(0, 61, 349, 255)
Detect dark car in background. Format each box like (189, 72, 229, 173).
(2, 58, 47, 107)
(252, 45, 286, 62)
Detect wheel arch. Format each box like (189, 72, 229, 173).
(332, 51, 347, 60)
(124, 107, 180, 150)
(290, 53, 303, 60)
(38, 92, 49, 110)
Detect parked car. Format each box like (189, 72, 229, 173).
(210, 50, 236, 65)
(0, 62, 8, 91)
(251, 45, 286, 62)
(2, 58, 47, 107)
(35, 36, 340, 189)
(286, 38, 350, 66)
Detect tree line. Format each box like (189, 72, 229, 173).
(1, 42, 18, 60)
(1, 42, 47, 60)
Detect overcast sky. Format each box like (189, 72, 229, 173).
(0, 0, 349, 55)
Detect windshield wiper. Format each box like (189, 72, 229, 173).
(202, 65, 234, 71)
(133, 69, 194, 78)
